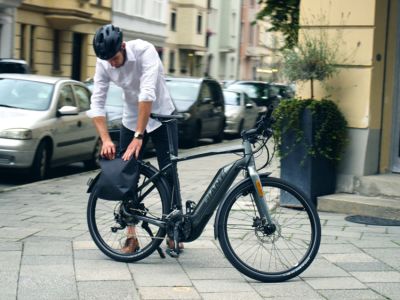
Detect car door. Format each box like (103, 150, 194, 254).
(197, 82, 215, 135)
(243, 93, 259, 129)
(72, 84, 98, 156)
(208, 80, 225, 132)
(52, 84, 85, 161)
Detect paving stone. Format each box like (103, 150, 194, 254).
(23, 241, 72, 256)
(77, 281, 139, 300)
(0, 251, 22, 271)
(0, 227, 41, 240)
(200, 291, 263, 300)
(18, 264, 77, 300)
(73, 249, 107, 260)
(350, 239, 400, 248)
(322, 253, 378, 263)
(251, 280, 323, 299)
(319, 289, 386, 300)
(75, 259, 132, 281)
(336, 261, 394, 272)
(139, 286, 201, 299)
(300, 258, 349, 278)
(182, 267, 243, 280)
(350, 271, 400, 283)
(0, 271, 18, 300)
(177, 248, 231, 268)
(363, 248, 400, 269)
(305, 277, 366, 289)
(318, 243, 361, 254)
(129, 263, 192, 287)
(0, 242, 22, 251)
(192, 279, 254, 293)
(73, 240, 98, 250)
(22, 255, 73, 265)
(366, 282, 400, 300)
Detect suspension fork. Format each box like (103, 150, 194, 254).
(244, 145, 273, 224)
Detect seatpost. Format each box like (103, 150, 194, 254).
(164, 119, 183, 210)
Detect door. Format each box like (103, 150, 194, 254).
(53, 84, 84, 161)
(198, 82, 216, 135)
(391, 0, 400, 173)
(71, 33, 83, 81)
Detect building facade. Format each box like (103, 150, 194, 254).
(164, 0, 208, 77)
(206, 0, 241, 81)
(298, 0, 400, 189)
(112, 0, 168, 59)
(0, 0, 23, 57)
(14, 0, 112, 80)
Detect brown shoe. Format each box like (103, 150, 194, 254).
(166, 238, 184, 251)
(121, 237, 140, 253)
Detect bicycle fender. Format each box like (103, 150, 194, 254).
(86, 172, 101, 193)
(213, 172, 271, 240)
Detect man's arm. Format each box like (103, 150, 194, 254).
(93, 116, 115, 159)
(122, 101, 152, 161)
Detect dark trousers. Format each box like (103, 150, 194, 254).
(119, 121, 178, 186)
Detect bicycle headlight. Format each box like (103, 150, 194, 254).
(0, 128, 33, 140)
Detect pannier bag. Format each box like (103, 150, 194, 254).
(95, 157, 139, 200)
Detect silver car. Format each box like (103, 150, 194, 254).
(0, 74, 100, 180)
(223, 89, 260, 135)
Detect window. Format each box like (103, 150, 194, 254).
(58, 85, 75, 108)
(168, 50, 175, 73)
(29, 26, 35, 70)
(73, 85, 90, 111)
(20, 24, 26, 60)
(171, 10, 176, 31)
(53, 30, 61, 73)
(199, 83, 212, 101)
(197, 14, 202, 34)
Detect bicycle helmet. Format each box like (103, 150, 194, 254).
(93, 24, 123, 60)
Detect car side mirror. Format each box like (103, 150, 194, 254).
(57, 105, 79, 116)
(245, 103, 253, 109)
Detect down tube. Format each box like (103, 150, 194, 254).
(185, 158, 245, 242)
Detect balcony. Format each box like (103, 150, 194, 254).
(0, 0, 23, 8)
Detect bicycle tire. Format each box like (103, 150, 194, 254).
(87, 164, 170, 262)
(217, 175, 321, 282)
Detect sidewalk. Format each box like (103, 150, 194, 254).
(0, 140, 399, 300)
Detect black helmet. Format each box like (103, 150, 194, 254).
(93, 24, 123, 60)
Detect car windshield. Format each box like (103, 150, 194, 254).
(223, 91, 240, 105)
(0, 78, 53, 111)
(229, 83, 266, 99)
(165, 80, 199, 102)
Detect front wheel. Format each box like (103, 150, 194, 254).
(217, 176, 321, 282)
(87, 164, 170, 262)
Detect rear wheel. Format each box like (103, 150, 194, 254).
(87, 164, 170, 262)
(217, 176, 321, 282)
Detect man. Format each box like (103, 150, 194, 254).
(87, 24, 178, 253)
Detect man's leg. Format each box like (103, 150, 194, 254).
(119, 126, 149, 253)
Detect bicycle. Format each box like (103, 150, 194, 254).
(86, 109, 321, 282)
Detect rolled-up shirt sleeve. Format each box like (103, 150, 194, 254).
(138, 44, 160, 102)
(87, 60, 110, 118)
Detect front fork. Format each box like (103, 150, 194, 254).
(247, 159, 273, 224)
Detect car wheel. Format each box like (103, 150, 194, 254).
(31, 141, 50, 181)
(84, 139, 101, 170)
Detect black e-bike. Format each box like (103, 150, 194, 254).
(87, 110, 321, 282)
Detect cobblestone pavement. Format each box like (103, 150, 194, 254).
(0, 140, 399, 300)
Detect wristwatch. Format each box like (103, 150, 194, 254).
(134, 132, 144, 140)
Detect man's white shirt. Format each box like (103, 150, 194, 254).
(87, 39, 175, 133)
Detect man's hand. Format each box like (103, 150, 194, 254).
(101, 140, 116, 160)
(122, 138, 142, 161)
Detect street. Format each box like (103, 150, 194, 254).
(0, 138, 399, 300)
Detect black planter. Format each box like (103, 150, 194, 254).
(280, 109, 336, 207)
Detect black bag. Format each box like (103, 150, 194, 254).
(94, 157, 140, 200)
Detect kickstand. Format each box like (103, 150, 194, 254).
(141, 222, 166, 259)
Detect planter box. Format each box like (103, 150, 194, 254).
(280, 109, 336, 207)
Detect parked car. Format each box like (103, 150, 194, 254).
(165, 77, 225, 147)
(223, 89, 260, 136)
(0, 58, 31, 74)
(0, 74, 100, 180)
(226, 80, 281, 111)
(86, 81, 124, 144)
(272, 83, 296, 100)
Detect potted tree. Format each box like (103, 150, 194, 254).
(272, 30, 348, 206)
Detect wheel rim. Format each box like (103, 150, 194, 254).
(223, 181, 317, 275)
(89, 172, 166, 258)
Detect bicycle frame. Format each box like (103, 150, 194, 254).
(133, 119, 273, 242)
